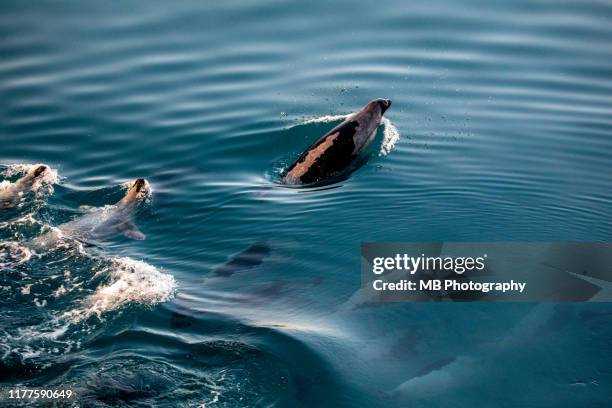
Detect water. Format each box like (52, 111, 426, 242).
(1, 0, 611, 406)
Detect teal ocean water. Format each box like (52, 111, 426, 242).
(1, 1, 611, 406)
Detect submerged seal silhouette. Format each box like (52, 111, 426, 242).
(282, 98, 391, 185)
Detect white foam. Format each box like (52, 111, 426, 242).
(380, 117, 400, 156)
(0, 180, 19, 207)
(300, 114, 347, 125)
(14, 213, 40, 225)
(53, 285, 67, 298)
(34, 298, 47, 307)
(3, 317, 70, 355)
(0, 242, 32, 268)
(2, 163, 59, 188)
(65, 256, 176, 321)
(32, 225, 86, 255)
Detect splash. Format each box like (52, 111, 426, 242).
(65, 256, 176, 321)
(1, 253, 175, 361)
(300, 114, 347, 125)
(380, 117, 400, 156)
(0, 242, 32, 268)
(0, 169, 174, 366)
(32, 224, 87, 255)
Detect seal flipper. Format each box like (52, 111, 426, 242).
(118, 221, 145, 240)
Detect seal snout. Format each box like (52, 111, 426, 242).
(133, 178, 146, 193)
(378, 98, 392, 114)
(32, 165, 47, 178)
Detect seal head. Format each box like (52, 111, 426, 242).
(119, 178, 149, 208)
(31, 165, 48, 179)
(16, 165, 48, 189)
(1, 165, 49, 210)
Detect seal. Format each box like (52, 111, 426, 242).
(282, 98, 391, 185)
(0, 165, 48, 210)
(44, 178, 150, 245)
(82, 178, 149, 240)
(107, 178, 149, 240)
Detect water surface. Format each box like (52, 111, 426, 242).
(1, 0, 611, 406)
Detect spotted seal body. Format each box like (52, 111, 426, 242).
(282, 98, 391, 185)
